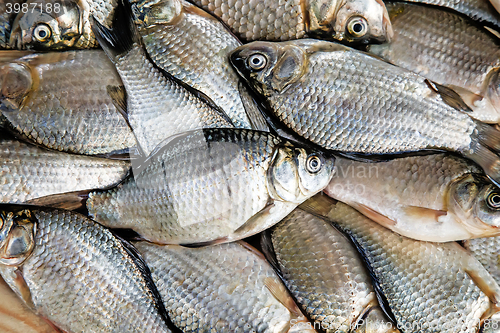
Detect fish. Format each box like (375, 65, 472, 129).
(77, 128, 334, 245)
(0, 138, 130, 204)
(0, 50, 137, 156)
(384, 0, 500, 29)
(135, 240, 318, 332)
(0, 205, 173, 332)
(9, 0, 98, 50)
(261, 208, 399, 333)
(92, 0, 234, 156)
(465, 236, 500, 287)
(0, 0, 24, 49)
(368, 2, 500, 124)
(324, 154, 500, 242)
(188, 0, 393, 44)
(128, 0, 267, 130)
(301, 195, 500, 333)
(229, 39, 500, 186)
(0, 276, 61, 333)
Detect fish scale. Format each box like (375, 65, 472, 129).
(385, 0, 500, 28)
(191, 0, 306, 41)
(231, 40, 483, 155)
(88, 129, 279, 243)
(0, 50, 137, 156)
(0, 138, 130, 203)
(264, 208, 399, 332)
(85, 128, 335, 245)
(135, 241, 317, 332)
(302, 197, 499, 333)
(368, 2, 500, 123)
(130, 0, 257, 129)
(0, 207, 172, 333)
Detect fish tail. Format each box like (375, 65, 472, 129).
(465, 121, 500, 186)
(90, 0, 140, 60)
(25, 190, 90, 211)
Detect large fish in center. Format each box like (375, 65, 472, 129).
(230, 39, 500, 186)
(80, 128, 335, 245)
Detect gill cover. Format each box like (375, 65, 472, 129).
(0, 208, 36, 266)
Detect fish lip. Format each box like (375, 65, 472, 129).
(228, 50, 248, 77)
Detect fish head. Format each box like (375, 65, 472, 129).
(229, 41, 308, 96)
(9, 0, 83, 50)
(0, 207, 36, 267)
(0, 61, 33, 112)
(307, 0, 393, 43)
(129, 0, 183, 27)
(448, 174, 500, 236)
(268, 143, 335, 203)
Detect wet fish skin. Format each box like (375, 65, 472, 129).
(229, 39, 500, 185)
(384, 0, 500, 29)
(189, 0, 393, 44)
(136, 240, 317, 332)
(9, 0, 98, 50)
(465, 236, 500, 286)
(301, 195, 500, 333)
(325, 154, 500, 242)
(0, 205, 172, 333)
(129, 0, 263, 130)
(0, 138, 130, 203)
(368, 2, 500, 124)
(86, 128, 335, 245)
(93, 1, 234, 156)
(0, 50, 137, 156)
(262, 208, 399, 333)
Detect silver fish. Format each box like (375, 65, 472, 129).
(369, 2, 500, 124)
(84, 128, 335, 245)
(0, 50, 137, 156)
(384, 0, 500, 28)
(302, 195, 500, 333)
(229, 39, 500, 186)
(262, 208, 399, 333)
(465, 236, 500, 287)
(188, 0, 393, 43)
(0, 205, 173, 333)
(92, 2, 234, 156)
(9, 0, 98, 50)
(0, 138, 130, 203)
(135, 240, 318, 332)
(325, 154, 500, 242)
(129, 0, 267, 130)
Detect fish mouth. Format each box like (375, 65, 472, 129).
(228, 49, 249, 78)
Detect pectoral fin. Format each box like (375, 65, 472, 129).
(401, 206, 447, 221)
(350, 203, 397, 228)
(264, 277, 302, 319)
(0, 266, 34, 311)
(231, 200, 297, 240)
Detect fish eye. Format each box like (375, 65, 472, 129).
(347, 17, 368, 38)
(248, 54, 267, 70)
(33, 23, 52, 43)
(306, 155, 322, 173)
(487, 192, 500, 209)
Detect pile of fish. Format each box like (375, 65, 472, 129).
(4, 0, 500, 332)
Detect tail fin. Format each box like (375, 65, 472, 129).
(25, 190, 90, 211)
(90, 0, 141, 60)
(465, 121, 500, 186)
